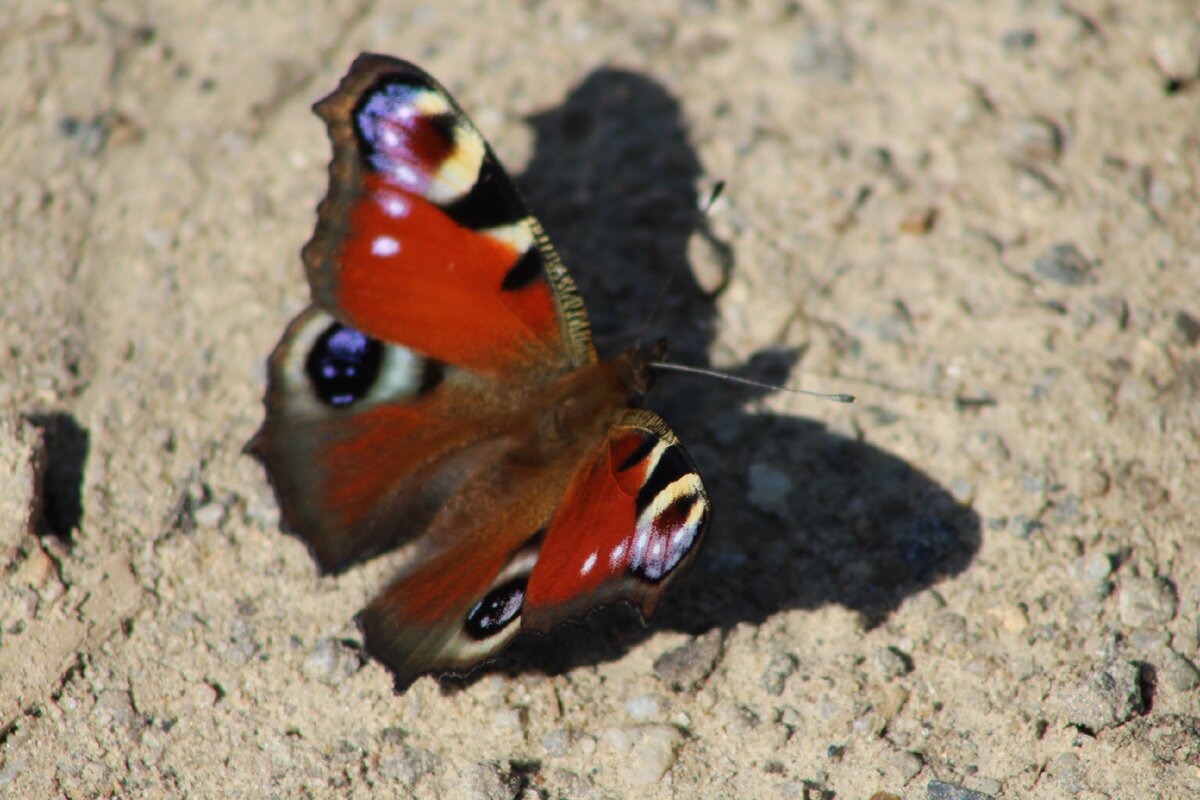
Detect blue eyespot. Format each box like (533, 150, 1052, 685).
(305, 323, 383, 407)
(465, 580, 526, 640)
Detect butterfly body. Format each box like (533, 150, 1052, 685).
(250, 55, 709, 688)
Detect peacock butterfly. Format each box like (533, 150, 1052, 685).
(248, 54, 709, 689)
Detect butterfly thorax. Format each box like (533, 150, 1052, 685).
(515, 341, 664, 467)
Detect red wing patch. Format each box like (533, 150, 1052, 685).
(523, 413, 710, 632)
(335, 175, 561, 374)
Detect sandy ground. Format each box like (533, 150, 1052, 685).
(3, 1, 1199, 797)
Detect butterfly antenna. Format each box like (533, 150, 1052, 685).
(648, 361, 855, 403)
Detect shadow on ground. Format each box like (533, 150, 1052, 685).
(438, 67, 981, 688)
(25, 412, 90, 542)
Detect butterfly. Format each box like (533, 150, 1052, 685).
(248, 54, 710, 689)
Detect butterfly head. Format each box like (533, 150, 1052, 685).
(618, 338, 670, 397)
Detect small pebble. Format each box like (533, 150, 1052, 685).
(459, 762, 518, 800)
(894, 750, 923, 781)
(973, 778, 1003, 797)
(874, 647, 912, 679)
(94, 690, 137, 730)
(778, 706, 802, 729)
(793, 25, 855, 83)
(1173, 311, 1200, 346)
(927, 779, 995, 800)
(1003, 116, 1063, 165)
(1151, 26, 1200, 83)
(1164, 652, 1200, 692)
(1033, 243, 1093, 286)
(192, 502, 227, 529)
(852, 302, 915, 344)
(1052, 495, 1079, 522)
(760, 653, 798, 696)
(1148, 177, 1175, 212)
(1128, 629, 1169, 651)
(301, 638, 362, 685)
(1128, 473, 1169, 510)
(653, 629, 723, 692)
(747, 463, 793, 517)
(899, 206, 938, 235)
(950, 478, 975, 504)
(1001, 28, 1037, 51)
(1048, 752, 1084, 794)
(377, 743, 438, 787)
(606, 725, 683, 785)
(1020, 473, 1045, 495)
(493, 707, 524, 733)
(1059, 660, 1144, 731)
(1080, 468, 1111, 498)
(1090, 295, 1129, 330)
(625, 695, 662, 720)
(541, 728, 572, 757)
(1069, 551, 1113, 584)
(1118, 576, 1178, 628)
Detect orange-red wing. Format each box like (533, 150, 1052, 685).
(523, 411, 710, 633)
(302, 54, 593, 377)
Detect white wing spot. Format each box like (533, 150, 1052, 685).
(372, 236, 401, 257)
(609, 539, 629, 568)
(581, 551, 598, 577)
(376, 191, 410, 218)
(392, 164, 421, 188)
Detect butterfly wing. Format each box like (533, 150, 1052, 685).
(358, 408, 710, 688)
(249, 307, 521, 570)
(304, 53, 594, 376)
(358, 453, 566, 687)
(249, 55, 593, 570)
(524, 409, 710, 632)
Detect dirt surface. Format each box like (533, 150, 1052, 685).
(3, 1, 1199, 798)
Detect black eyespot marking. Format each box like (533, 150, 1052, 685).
(500, 248, 543, 292)
(428, 113, 458, 148)
(305, 323, 383, 407)
(443, 155, 527, 231)
(630, 494, 709, 583)
(464, 579, 526, 640)
(617, 433, 658, 473)
(419, 359, 445, 395)
(635, 445, 691, 515)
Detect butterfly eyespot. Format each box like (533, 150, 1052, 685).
(628, 441, 710, 583)
(305, 323, 383, 407)
(464, 579, 526, 640)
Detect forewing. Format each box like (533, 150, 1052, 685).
(304, 53, 594, 376)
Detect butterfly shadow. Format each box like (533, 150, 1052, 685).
(440, 67, 981, 690)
